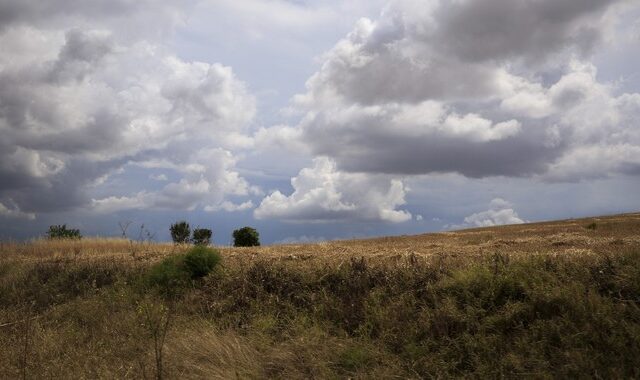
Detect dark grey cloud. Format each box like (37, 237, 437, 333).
(304, 0, 623, 106)
(432, 0, 620, 64)
(305, 117, 566, 177)
(0, 0, 182, 30)
(48, 29, 115, 82)
(328, 48, 499, 104)
(284, 0, 640, 182)
(3, 158, 127, 213)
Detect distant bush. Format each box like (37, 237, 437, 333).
(233, 226, 260, 247)
(586, 222, 597, 230)
(192, 228, 212, 246)
(146, 246, 221, 295)
(46, 224, 82, 240)
(170, 221, 191, 244)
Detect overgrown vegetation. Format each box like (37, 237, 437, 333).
(232, 226, 260, 247)
(46, 224, 81, 240)
(2, 213, 640, 378)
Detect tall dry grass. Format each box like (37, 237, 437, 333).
(0, 212, 639, 378)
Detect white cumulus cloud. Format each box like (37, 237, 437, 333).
(0, 4, 258, 217)
(450, 198, 526, 229)
(254, 157, 411, 223)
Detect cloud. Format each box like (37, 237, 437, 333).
(254, 157, 411, 223)
(0, 0, 184, 39)
(283, 0, 640, 181)
(0, 201, 36, 220)
(91, 149, 255, 213)
(0, 6, 257, 217)
(449, 198, 526, 229)
(430, 0, 619, 64)
(300, 0, 622, 106)
(2, 0, 639, 233)
(204, 200, 254, 213)
(149, 174, 168, 181)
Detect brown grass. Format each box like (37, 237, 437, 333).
(1, 212, 639, 378)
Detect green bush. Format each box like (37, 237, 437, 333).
(146, 255, 190, 294)
(192, 228, 212, 246)
(184, 246, 221, 278)
(46, 224, 82, 240)
(170, 221, 191, 244)
(233, 226, 260, 247)
(146, 246, 221, 295)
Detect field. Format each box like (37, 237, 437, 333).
(1, 213, 640, 378)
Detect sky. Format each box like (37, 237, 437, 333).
(0, 0, 639, 244)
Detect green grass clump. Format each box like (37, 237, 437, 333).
(146, 246, 221, 295)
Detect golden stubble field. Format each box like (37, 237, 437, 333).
(1, 212, 639, 379)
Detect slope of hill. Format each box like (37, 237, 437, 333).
(1, 213, 639, 378)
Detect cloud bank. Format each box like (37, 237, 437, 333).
(275, 0, 639, 181)
(0, 1, 257, 218)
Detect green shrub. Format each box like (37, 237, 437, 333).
(586, 222, 597, 230)
(192, 228, 212, 246)
(170, 221, 191, 244)
(146, 246, 221, 295)
(232, 226, 260, 247)
(146, 255, 190, 294)
(46, 224, 82, 240)
(183, 246, 221, 279)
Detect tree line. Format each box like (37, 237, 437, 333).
(46, 222, 260, 247)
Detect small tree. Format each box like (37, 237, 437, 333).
(232, 226, 260, 247)
(192, 228, 212, 246)
(46, 224, 82, 240)
(169, 221, 190, 244)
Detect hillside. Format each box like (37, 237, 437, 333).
(1, 213, 640, 378)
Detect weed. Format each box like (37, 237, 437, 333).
(136, 297, 173, 380)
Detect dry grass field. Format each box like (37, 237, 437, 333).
(1, 213, 640, 378)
